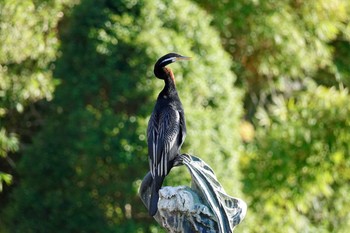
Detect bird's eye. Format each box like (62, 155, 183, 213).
(160, 57, 176, 65)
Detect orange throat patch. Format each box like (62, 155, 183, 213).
(164, 67, 175, 84)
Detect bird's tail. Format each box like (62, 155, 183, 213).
(149, 175, 165, 216)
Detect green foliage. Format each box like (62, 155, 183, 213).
(195, 0, 350, 118)
(241, 85, 350, 233)
(0, 0, 74, 190)
(4, 0, 242, 232)
(0, 0, 74, 112)
(0, 129, 18, 191)
(2, 1, 350, 233)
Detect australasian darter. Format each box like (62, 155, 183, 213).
(147, 53, 190, 216)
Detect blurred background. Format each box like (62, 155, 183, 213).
(1, 0, 349, 232)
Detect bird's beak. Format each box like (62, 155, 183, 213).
(175, 56, 191, 61)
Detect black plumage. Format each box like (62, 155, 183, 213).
(147, 53, 190, 216)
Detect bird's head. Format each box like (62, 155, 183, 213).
(154, 53, 191, 80)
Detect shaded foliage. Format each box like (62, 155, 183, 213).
(4, 0, 242, 232)
(1, 1, 350, 233)
(0, 0, 74, 220)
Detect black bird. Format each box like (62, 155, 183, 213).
(147, 53, 190, 216)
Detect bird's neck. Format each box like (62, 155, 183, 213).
(161, 68, 178, 97)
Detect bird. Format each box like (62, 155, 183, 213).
(147, 53, 190, 216)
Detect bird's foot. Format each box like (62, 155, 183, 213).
(174, 153, 192, 166)
(174, 156, 184, 167)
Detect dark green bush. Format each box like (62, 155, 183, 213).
(4, 0, 242, 232)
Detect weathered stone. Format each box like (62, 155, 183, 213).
(140, 154, 246, 233)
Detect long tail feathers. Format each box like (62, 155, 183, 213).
(149, 176, 165, 216)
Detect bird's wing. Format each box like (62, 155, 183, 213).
(147, 113, 158, 177)
(179, 110, 186, 148)
(147, 108, 180, 177)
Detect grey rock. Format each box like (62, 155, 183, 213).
(139, 154, 247, 233)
